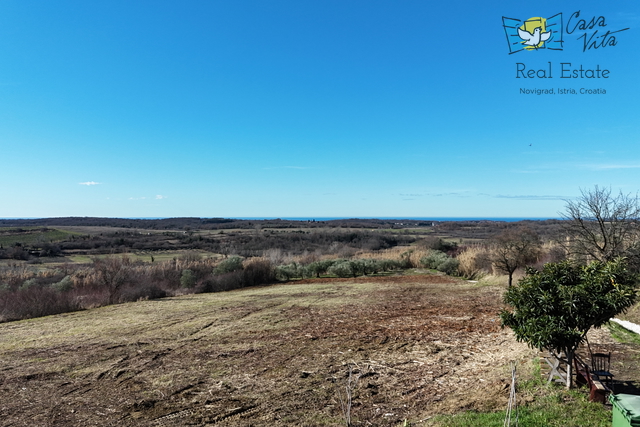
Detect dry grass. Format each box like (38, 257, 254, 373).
(0, 273, 534, 426)
(354, 246, 430, 266)
(456, 245, 491, 279)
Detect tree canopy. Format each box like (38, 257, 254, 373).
(500, 258, 637, 387)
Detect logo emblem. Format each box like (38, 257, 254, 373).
(503, 13, 564, 54)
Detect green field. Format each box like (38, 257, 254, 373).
(0, 227, 81, 247)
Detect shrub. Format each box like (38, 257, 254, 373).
(419, 236, 458, 253)
(180, 269, 197, 288)
(420, 251, 450, 270)
(379, 259, 400, 271)
(93, 255, 133, 304)
(51, 276, 74, 292)
(0, 287, 82, 321)
(437, 257, 459, 275)
(457, 246, 491, 279)
(200, 271, 244, 293)
(19, 278, 39, 291)
(419, 250, 460, 276)
(399, 251, 415, 269)
(200, 258, 274, 292)
(119, 284, 167, 302)
(213, 256, 244, 275)
(242, 258, 275, 286)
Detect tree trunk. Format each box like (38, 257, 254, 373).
(565, 349, 574, 389)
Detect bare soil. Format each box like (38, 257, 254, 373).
(0, 273, 575, 426)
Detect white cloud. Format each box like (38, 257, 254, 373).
(126, 195, 167, 200)
(79, 181, 101, 186)
(583, 164, 640, 171)
(262, 166, 312, 170)
(492, 194, 567, 201)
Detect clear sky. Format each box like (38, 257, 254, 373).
(1, 0, 639, 218)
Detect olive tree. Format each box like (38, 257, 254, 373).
(561, 186, 640, 269)
(500, 258, 637, 388)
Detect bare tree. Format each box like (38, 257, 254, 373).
(491, 227, 541, 287)
(93, 255, 132, 304)
(561, 186, 640, 267)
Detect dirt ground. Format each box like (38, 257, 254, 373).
(0, 273, 597, 426)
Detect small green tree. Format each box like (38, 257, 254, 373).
(500, 258, 637, 388)
(213, 256, 244, 275)
(328, 260, 353, 278)
(180, 269, 196, 288)
(308, 259, 335, 278)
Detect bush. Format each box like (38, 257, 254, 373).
(379, 259, 401, 271)
(200, 271, 244, 293)
(180, 269, 197, 288)
(51, 276, 74, 292)
(399, 251, 415, 269)
(420, 251, 450, 270)
(213, 256, 244, 275)
(420, 250, 460, 276)
(420, 236, 458, 253)
(201, 258, 274, 292)
(19, 278, 39, 290)
(0, 287, 82, 321)
(437, 257, 459, 275)
(457, 246, 491, 279)
(119, 284, 168, 302)
(242, 259, 275, 286)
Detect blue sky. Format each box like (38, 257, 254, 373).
(1, 0, 639, 218)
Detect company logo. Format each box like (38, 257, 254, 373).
(503, 11, 629, 55)
(503, 14, 564, 54)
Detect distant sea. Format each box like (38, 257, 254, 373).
(227, 217, 560, 222)
(0, 217, 560, 222)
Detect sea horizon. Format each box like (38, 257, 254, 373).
(0, 216, 562, 222)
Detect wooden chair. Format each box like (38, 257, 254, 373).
(574, 354, 609, 403)
(590, 352, 614, 391)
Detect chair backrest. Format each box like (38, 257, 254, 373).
(591, 352, 611, 373)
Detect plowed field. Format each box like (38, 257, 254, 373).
(0, 274, 534, 426)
